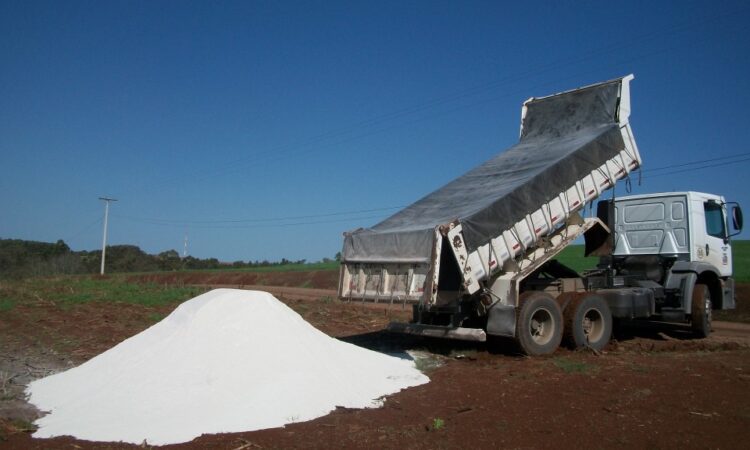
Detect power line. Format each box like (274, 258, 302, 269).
(641, 156, 750, 179)
(115, 213, 391, 230)
(109, 152, 750, 229)
(112, 5, 748, 199)
(112, 205, 405, 225)
(64, 216, 103, 242)
(642, 152, 750, 173)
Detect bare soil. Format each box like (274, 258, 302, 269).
(1, 276, 749, 449)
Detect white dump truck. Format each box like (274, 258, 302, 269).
(339, 75, 744, 355)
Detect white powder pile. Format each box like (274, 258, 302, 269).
(26, 289, 429, 445)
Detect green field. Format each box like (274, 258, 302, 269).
(553, 244, 596, 273)
(208, 240, 749, 280)
(1, 241, 746, 314)
(188, 261, 340, 274)
(732, 240, 750, 283)
(0, 277, 206, 309)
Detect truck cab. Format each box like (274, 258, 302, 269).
(593, 191, 743, 329)
(608, 192, 737, 276)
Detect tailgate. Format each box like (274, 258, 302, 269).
(338, 261, 431, 304)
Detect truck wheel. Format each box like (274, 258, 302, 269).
(563, 295, 612, 351)
(516, 292, 563, 356)
(691, 284, 712, 338)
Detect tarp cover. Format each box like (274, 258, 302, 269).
(343, 79, 627, 263)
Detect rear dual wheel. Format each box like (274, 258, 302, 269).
(516, 292, 563, 356)
(563, 295, 612, 351)
(515, 292, 613, 355)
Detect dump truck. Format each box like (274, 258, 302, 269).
(338, 75, 744, 355)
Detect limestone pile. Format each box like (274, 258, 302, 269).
(27, 289, 429, 445)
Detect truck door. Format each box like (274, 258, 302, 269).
(698, 199, 732, 277)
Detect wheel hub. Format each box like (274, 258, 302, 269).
(581, 308, 604, 343)
(529, 308, 554, 345)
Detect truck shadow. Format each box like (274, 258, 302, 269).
(338, 330, 525, 357)
(339, 321, 712, 359)
(613, 320, 700, 342)
(340, 330, 480, 354)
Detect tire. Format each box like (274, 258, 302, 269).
(563, 294, 612, 351)
(515, 291, 563, 356)
(691, 283, 712, 338)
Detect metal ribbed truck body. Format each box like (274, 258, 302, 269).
(339, 75, 641, 310)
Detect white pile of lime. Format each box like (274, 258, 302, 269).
(27, 289, 428, 445)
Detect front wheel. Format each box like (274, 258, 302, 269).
(515, 292, 563, 356)
(691, 283, 712, 338)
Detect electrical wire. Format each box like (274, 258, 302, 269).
(112, 4, 749, 199)
(642, 152, 750, 173)
(112, 205, 405, 225)
(64, 216, 103, 242)
(640, 155, 750, 179)
(115, 213, 391, 230)
(110, 152, 750, 229)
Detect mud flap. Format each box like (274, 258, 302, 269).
(722, 278, 736, 310)
(486, 303, 516, 337)
(664, 270, 697, 314)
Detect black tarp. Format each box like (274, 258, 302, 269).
(343, 78, 627, 263)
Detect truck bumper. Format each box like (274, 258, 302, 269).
(387, 322, 487, 342)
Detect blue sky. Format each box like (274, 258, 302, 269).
(2, 0, 749, 262)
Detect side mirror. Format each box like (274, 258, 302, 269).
(732, 205, 743, 231)
(727, 202, 743, 239)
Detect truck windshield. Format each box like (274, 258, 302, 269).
(704, 202, 726, 239)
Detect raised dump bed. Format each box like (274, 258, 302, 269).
(340, 75, 641, 308)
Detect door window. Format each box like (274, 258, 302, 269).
(704, 202, 725, 239)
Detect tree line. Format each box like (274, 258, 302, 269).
(0, 238, 333, 279)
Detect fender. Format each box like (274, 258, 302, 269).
(486, 303, 516, 337)
(664, 261, 722, 312)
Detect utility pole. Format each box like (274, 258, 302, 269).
(183, 232, 189, 258)
(99, 197, 117, 275)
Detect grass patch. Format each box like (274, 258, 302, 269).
(9, 419, 36, 433)
(1, 276, 206, 309)
(431, 418, 445, 431)
(552, 356, 596, 374)
(55, 278, 203, 307)
(408, 350, 445, 373)
(554, 244, 597, 274)
(147, 312, 167, 323)
(0, 418, 37, 439)
(291, 302, 310, 315)
(732, 240, 749, 283)
(0, 297, 15, 312)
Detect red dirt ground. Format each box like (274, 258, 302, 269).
(1, 278, 749, 449)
